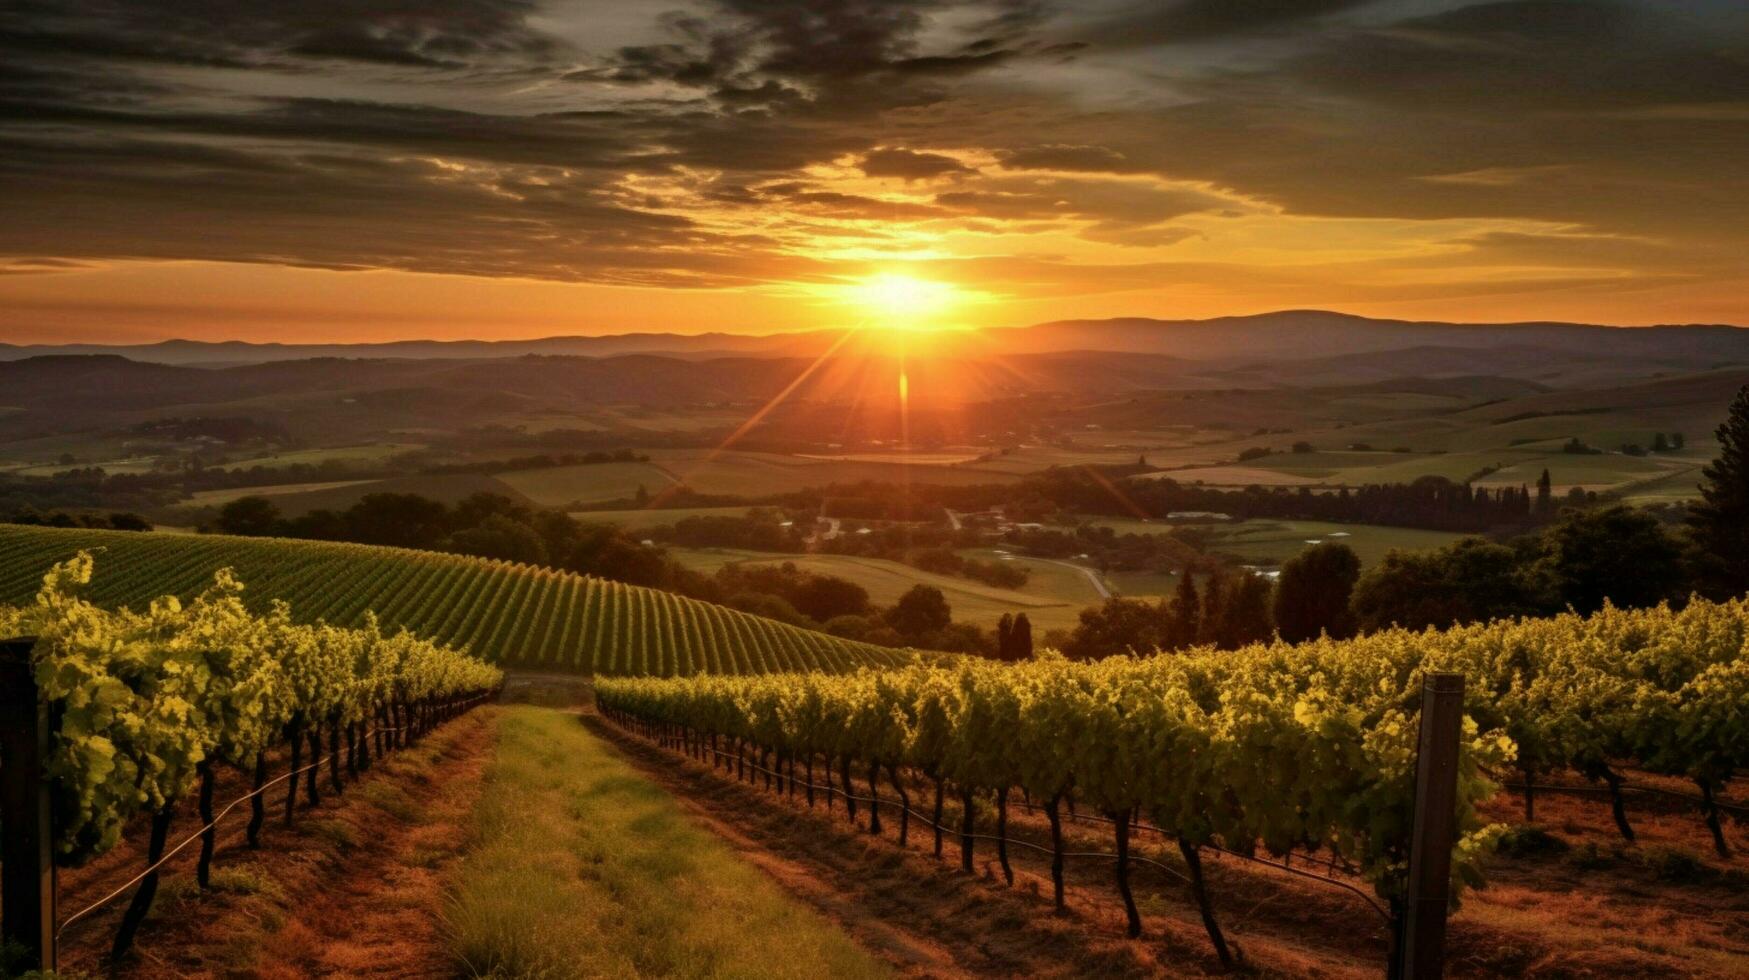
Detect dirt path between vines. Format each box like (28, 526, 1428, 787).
(57, 708, 499, 978)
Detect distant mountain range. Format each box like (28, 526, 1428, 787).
(7, 310, 1747, 367)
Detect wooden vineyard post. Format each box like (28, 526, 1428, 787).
(1397, 672, 1463, 980)
(0, 636, 57, 974)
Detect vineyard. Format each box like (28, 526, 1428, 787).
(597, 594, 1749, 972)
(0, 525, 909, 675)
(0, 553, 499, 964)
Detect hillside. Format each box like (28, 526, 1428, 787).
(188, 473, 533, 517)
(11, 310, 1747, 371)
(0, 525, 910, 674)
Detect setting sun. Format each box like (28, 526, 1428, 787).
(845, 273, 960, 328)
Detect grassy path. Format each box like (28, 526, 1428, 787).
(445, 706, 891, 979)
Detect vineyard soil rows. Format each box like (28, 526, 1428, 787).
(53, 710, 498, 977)
(595, 711, 1749, 977)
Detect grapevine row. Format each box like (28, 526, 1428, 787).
(597, 594, 1749, 967)
(0, 525, 908, 675)
(0, 551, 501, 962)
(597, 658, 1508, 970)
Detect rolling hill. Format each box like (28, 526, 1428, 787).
(0, 525, 912, 675)
(11, 310, 1747, 371)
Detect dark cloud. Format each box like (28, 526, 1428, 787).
(0, 130, 832, 288)
(0, 0, 567, 72)
(997, 144, 1138, 173)
(1079, 0, 1379, 47)
(937, 178, 1239, 224)
(859, 147, 974, 180)
(568, 0, 1047, 117)
(1285, 1, 1749, 112)
(758, 182, 952, 219)
(0, 0, 1745, 313)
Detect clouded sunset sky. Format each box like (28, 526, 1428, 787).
(2, 0, 1747, 342)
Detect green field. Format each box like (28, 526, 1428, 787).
(1147, 444, 1695, 496)
(189, 479, 382, 506)
(179, 474, 532, 518)
(568, 505, 758, 530)
(645, 449, 1021, 496)
(498, 461, 677, 506)
(1103, 568, 1180, 601)
(1088, 516, 1470, 569)
(669, 547, 1102, 632)
(223, 443, 426, 468)
(0, 526, 909, 675)
(1208, 519, 1469, 567)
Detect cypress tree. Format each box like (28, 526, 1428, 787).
(1273, 542, 1361, 643)
(1536, 469, 1553, 513)
(1011, 613, 1033, 660)
(996, 613, 1014, 660)
(1168, 569, 1200, 649)
(1223, 573, 1274, 648)
(1690, 384, 1749, 595)
(1198, 571, 1226, 647)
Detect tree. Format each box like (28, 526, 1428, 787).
(1351, 538, 1535, 632)
(996, 613, 1014, 659)
(1062, 598, 1162, 660)
(570, 528, 670, 588)
(1535, 506, 1687, 614)
(725, 592, 808, 627)
(1652, 432, 1670, 453)
(1009, 613, 1033, 660)
(792, 575, 872, 622)
(342, 493, 450, 549)
(452, 492, 534, 529)
(1690, 385, 1749, 596)
(1198, 571, 1226, 646)
(215, 496, 281, 536)
(1535, 469, 1553, 513)
(107, 512, 152, 532)
(887, 585, 952, 639)
(1272, 542, 1360, 642)
(1221, 573, 1274, 648)
(1164, 571, 1199, 649)
(445, 514, 548, 564)
(1673, 432, 1686, 450)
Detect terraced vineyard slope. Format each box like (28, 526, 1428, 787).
(0, 525, 912, 675)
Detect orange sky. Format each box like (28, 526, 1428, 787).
(2, 257, 1744, 345)
(2, 1, 1746, 343)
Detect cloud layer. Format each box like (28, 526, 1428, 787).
(1, 0, 1746, 335)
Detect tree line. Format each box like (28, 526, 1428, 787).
(209, 490, 1019, 658)
(1053, 382, 1749, 658)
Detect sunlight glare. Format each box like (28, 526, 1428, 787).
(848, 273, 960, 328)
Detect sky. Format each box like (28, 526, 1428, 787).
(1, 0, 1747, 343)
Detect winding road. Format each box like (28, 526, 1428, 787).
(1028, 556, 1113, 600)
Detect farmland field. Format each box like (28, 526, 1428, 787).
(667, 547, 1101, 632)
(179, 473, 533, 517)
(189, 479, 378, 506)
(0, 525, 907, 675)
(497, 461, 677, 506)
(569, 505, 759, 529)
(1087, 516, 1470, 568)
(644, 449, 1022, 496)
